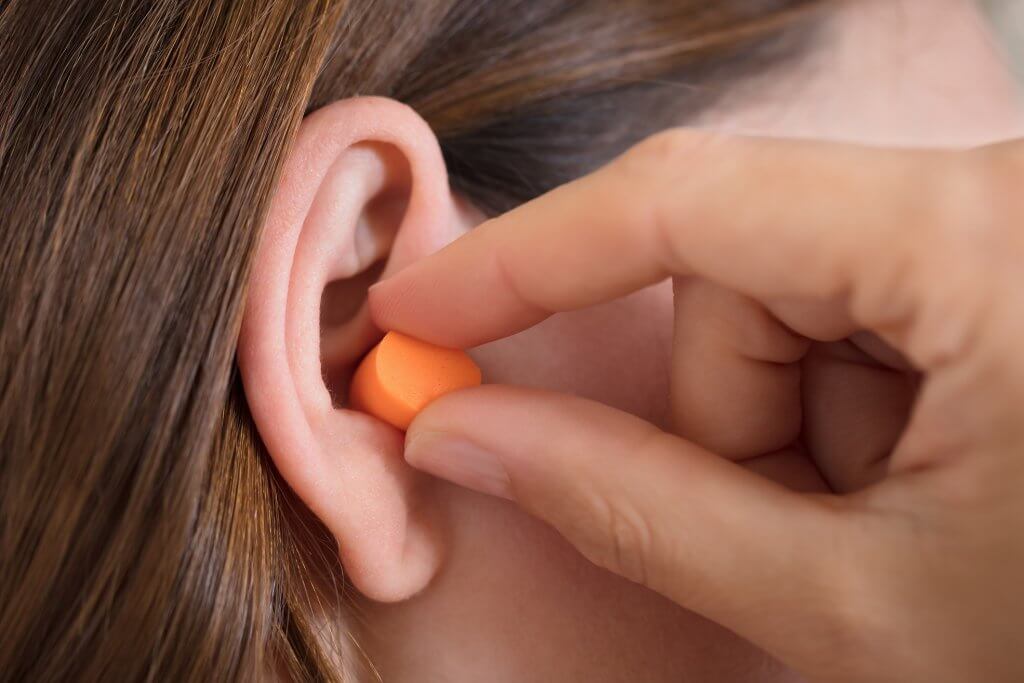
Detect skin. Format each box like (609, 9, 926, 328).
(376, 131, 1024, 682)
(363, 1, 1024, 682)
(245, 0, 1022, 680)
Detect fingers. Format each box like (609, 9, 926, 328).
(670, 277, 808, 460)
(370, 131, 960, 363)
(669, 277, 833, 492)
(669, 277, 916, 492)
(801, 340, 918, 492)
(404, 384, 858, 671)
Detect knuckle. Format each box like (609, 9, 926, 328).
(617, 128, 731, 269)
(895, 149, 1022, 370)
(579, 489, 656, 588)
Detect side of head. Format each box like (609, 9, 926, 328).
(0, 1, 827, 680)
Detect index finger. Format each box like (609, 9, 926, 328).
(369, 130, 961, 350)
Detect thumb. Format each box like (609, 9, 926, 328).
(405, 384, 861, 673)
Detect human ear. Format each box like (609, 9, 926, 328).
(238, 97, 466, 602)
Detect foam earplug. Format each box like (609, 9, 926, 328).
(349, 331, 482, 431)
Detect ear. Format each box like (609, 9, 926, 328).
(238, 97, 469, 602)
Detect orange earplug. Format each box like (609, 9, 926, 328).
(349, 331, 482, 431)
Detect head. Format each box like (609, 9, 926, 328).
(0, 0, 1018, 681)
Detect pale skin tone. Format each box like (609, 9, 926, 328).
(372, 132, 1024, 682)
(359, 1, 1024, 682)
(235, 0, 1024, 680)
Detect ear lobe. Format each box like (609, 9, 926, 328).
(238, 97, 463, 602)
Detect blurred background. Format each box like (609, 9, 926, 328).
(984, 0, 1023, 83)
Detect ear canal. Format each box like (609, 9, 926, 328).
(318, 144, 414, 404)
(320, 259, 386, 404)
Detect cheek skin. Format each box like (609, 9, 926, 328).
(359, 487, 796, 683)
(470, 281, 676, 429)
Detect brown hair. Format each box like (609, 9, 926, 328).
(0, 1, 824, 680)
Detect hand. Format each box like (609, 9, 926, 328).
(368, 131, 1024, 683)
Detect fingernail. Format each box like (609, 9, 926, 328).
(405, 432, 512, 500)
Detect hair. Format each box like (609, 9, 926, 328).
(0, 1, 825, 680)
